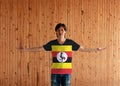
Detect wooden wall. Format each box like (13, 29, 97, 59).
(0, 0, 120, 86)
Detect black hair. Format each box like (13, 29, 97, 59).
(55, 23, 67, 31)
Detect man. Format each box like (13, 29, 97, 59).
(19, 23, 106, 86)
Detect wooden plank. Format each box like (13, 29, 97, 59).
(0, 0, 120, 86)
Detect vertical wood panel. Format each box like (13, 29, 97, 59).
(0, 0, 120, 86)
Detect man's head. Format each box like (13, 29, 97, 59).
(55, 23, 67, 37)
(55, 23, 67, 32)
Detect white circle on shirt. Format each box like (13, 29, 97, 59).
(57, 52, 68, 62)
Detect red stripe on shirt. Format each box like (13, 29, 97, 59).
(52, 52, 72, 57)
(51, 69, 72, 74)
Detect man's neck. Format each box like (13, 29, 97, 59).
(57, 36, 66, 44)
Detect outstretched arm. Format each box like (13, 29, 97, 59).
(17, 46, 44, 52)
(78, 46, 106, 52)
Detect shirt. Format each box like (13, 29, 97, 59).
(43, 39, 80, 74)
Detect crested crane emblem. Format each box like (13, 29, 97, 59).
(57, 52, 68, 62)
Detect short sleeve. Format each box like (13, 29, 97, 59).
(43, 41, 52, 51)
(71, 40, 80, 51)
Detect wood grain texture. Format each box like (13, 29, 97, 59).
(0, 0, 120, 86)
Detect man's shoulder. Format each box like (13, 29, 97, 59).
(50, 39, 57, 42)
(66, 38, 74, 42)
(48, 39, 57, 43)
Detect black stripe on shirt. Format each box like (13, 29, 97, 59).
(52, 57, 72, 63)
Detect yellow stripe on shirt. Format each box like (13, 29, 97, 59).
(52, 63, 72, 69)
(52, 45, 72, 51)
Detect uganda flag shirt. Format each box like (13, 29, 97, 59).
(43, 39, 80, 74)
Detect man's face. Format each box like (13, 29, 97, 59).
(56, 27, 66, 37)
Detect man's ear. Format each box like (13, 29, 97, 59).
(56, 33, 58, 37)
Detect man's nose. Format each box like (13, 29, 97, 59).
(60, 31, 63, 33)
